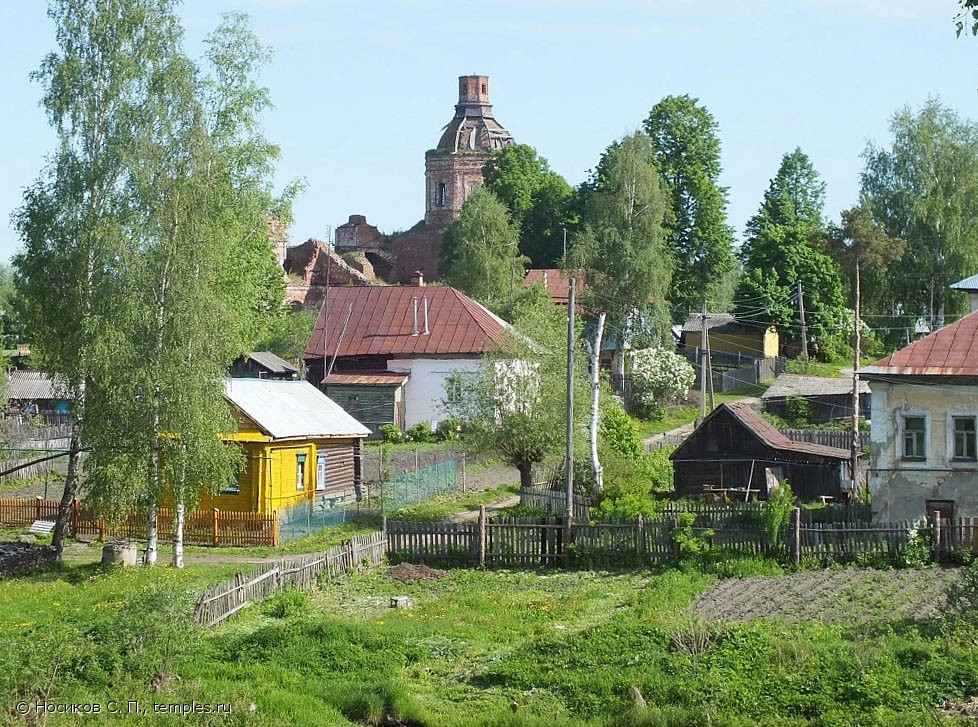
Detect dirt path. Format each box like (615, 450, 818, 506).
(443, 494, 521, 523)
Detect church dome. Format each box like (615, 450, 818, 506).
(435, 75, 514, 152)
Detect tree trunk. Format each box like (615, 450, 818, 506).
(172, 498, 184, 569)
(51, 424, 83, 556)
(518, 463, 534, 489)
(589, 313, 606, 494)
(145, 441, 160, 565)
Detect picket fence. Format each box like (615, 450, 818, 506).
(385, 508, 969, 568)
(194, 531, 386, 626)
(0, 497, 278, 547)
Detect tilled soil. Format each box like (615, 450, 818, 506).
(387, 562, 447, 583)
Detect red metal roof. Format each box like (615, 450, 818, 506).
(861, 309, 978, 376)
(323, 373, 409, 386)
(304, 286, 511, 360)
(715, 402, 850, 460)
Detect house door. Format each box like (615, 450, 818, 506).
(926, 499, 955, 553)
(316, 452, 328, 492)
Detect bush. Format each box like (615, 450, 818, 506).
(672, 511, 713, 558)
(599, 402, 643, 459)
(628, 347, 695, 420)
(784, 395, 811, 426)
(405, 421, 433, 443)
(761, 482, 795, 551)
(379, 424, 404, 443)
(263, 588, 311, 619)
(435, 417, 462, 442)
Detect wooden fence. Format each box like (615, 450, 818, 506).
(194, 531, 386, 626)
(780, 428, 864, 450)
(385, 508, 971, 568)
(519, 486, 591, 520)
(0, 497, 278, 547)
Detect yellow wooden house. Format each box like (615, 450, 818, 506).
(198, 379, 371, 515)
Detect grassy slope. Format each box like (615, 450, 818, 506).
(5, 560, 978, 726)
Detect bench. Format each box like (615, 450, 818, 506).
(28, 520, 56, 535)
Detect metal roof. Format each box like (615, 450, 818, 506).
(223, 379, 370, 440)
(7, 371, 60, 400)
(304, 285, 512, 360)
(680, 313, 736, 333)
(860, 309, 978, 377)
(245, 351, 297, 375)
(761, 373, 869, 400)
(675, 401, 850, 460)
(951, 273, 978, 291)
(324, 373, 409, 386)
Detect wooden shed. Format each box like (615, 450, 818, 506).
(670, 402, 850, 501)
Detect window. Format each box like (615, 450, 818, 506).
(221, 477, 240, 495)
(445, 373, 463, 404)
(316, 452, 328, 492)
(903, 416, 926, 460)
(953, 417, 977, 461)
(437, 182, 446, 207)
(296, 453, 307, 491)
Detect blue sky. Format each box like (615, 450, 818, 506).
(1, 0, 977, 265)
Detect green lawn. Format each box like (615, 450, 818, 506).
(4, 558, 977, 726)
(631, 387, 769, 440)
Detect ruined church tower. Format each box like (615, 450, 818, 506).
(424, 76, 514, 228)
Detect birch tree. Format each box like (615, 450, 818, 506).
(13, 0, 186, 555)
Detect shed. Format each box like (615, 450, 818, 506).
(230, 351, 298, 380)
(198, 379, 370, 514)
(761, 373, 869, 423)
(670, 402, 851, 501)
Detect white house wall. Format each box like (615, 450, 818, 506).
(387, 358, 482, 430)
(869, 380, 978, 521)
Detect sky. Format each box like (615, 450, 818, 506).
(1, 0, 977, 265)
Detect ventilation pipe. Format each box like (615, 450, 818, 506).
(423, 297, 430, 335)
(411, 297, 419, 336)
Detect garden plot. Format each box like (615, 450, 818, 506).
(689, 567, 962, 623)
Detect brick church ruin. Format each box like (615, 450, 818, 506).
(283, 75, 515, 309)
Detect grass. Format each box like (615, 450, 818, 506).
(631, 387, 768, 440)
(389, 483, 519, 522)
(785, 358, 848, 377)
(3, 556, 977, 725)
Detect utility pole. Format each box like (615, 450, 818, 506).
(705, 313, 715, 412)
(797, 280, 808, 362)
(851, 259, 861, 500)
(700, 304, 708, 421)
(561, 225, 567, 266)
(565, 277, 576, 523)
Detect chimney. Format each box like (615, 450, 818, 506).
(412, 271, 425, 287)
(423, 297, 430, 335)
(411, 297, 419, 336)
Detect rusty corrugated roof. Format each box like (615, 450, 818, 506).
(761, 373, 869, 399)
(860, 309, 978, 377)
(706, 401, 850, 460)
(324, 373, 409, 386)
(304, 286, 511, 360)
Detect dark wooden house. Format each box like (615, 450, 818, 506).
(230, 351, 298, 380)
(670, 402, 851, 501)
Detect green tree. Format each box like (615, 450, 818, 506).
(13, 0, 188, 554)
(446, 298, 588, 489)
(644, 95, 736, 319)
(734, 149, 845, 354)
(439, 187, 527, 316)
(571, 133, 672, 380)
(860, 100, 978, 326)
(482, 144, 574, 267)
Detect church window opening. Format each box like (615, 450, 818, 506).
(437, 182, 446, 207)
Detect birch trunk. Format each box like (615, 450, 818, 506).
(589, 313, 606, 494)
(172, 498, 185, 568)
(145, 495, 158, 565)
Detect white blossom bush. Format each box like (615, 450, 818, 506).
(628, 347, 695, 420)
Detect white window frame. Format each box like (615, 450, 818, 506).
(900, 412, 928, 462)
(296, 453, 307, 491)
(947, 412, 978, 465)
(316, 451, 328, 492)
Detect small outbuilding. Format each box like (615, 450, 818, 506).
(670, 402, 851, 501)
(198, 379, 371, 514)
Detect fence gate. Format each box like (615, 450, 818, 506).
(488, 517, 566, 567)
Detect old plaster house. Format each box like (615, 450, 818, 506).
(861, 308, 978, 522)
(282, 75, 515, 308)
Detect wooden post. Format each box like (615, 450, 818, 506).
(636, 513, 645, 562)
(35, 495, 42, 522)
(793, 507, 801, 566)
(272, 511, 280, 547)
(212, 508, 220, 546)
(933, 515, 942, 563)
(71, 499, 79, 538)
(461, 453, 466, 493)
(98, 518, 105, 542)
(478, 505, 487, 567)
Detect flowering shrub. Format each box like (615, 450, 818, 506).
(628, 347, 695, 419)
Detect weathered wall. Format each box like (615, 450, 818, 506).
(869, 380, 978, 521)
(424, 150, 491, 228)
(387, 357, 482, 430)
